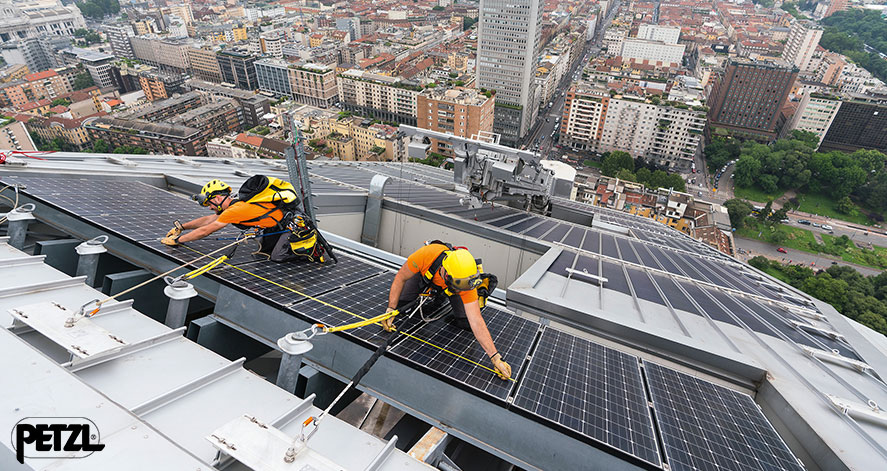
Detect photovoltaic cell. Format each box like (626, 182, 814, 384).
(679, 283, 738, 326)
(601, 234, 620, 258)
(390, 307, 538, 401)
(541, 224, 570, 242)
(513, 329, 661, 467)
(601, 261, 631, 295)
(627, 269, 663, 304)
(488, 213, 528, 228)
(617, 239, 640, 265)
(218, 255, 387, 306)
(581, 230, 600, 253)
(289, 273, 412, 346)
(562, 227, 585, 247)
(644, 361, 805, 471)
(651, 275, 704, 318)
(548, 251, 576, 276)
(523, 219, 556, 237)
(505, 216, 541, 233)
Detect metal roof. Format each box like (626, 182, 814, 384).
(2, 152, 887, 470)
(0, 237, 433, 471)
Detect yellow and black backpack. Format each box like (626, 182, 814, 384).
(234, 175, 300, 229)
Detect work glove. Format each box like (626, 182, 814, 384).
(381, 307, 396, 332)
(490, 352, 512, 381)
(166, 220, 184, 238)
(160, 235, 180, 246)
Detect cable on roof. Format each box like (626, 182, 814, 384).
(180, 244, 515, 382)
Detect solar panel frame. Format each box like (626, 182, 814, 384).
(512, 328, 662, 468)
(643, 361, 805, 471)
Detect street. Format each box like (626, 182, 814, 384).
(733, 236, 883, 277)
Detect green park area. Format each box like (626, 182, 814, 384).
(732, 186, 784, 204)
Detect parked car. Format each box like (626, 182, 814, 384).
(822, 224, 833, 231)
(780, 219, 790, 224)
(812, 222, 821, 228)
(777, 247, 788, 254)
(798, 219, 811, 225)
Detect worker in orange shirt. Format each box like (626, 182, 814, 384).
(161, 178, 322, 262)
(383, 242, 512, 380)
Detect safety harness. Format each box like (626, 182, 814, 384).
(420, 240, 498, 307)
(232, 175, 301, 230)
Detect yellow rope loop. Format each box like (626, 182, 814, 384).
(319, 309, 399, 333)
(182, 255, 228, 280)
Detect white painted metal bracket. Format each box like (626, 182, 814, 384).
(8, 301, 127, 358)
(826, 394, 887, 427)
(801, 346, 872, 373)
(790, 319, 845, 341)
(207, 414, 345, 471)
(564, 267, 608, 285)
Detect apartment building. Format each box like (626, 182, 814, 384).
(186, 80, 270, 130)
(187, 46, 223, 83)
(417, 87, 494, 156)
(560, 84, 705, 170)
(121, 91, 204, 122)
(289, 63, 337, 109)
(138, 70, 186, 101)
(26, 113, 99, 150)
(620, 39, 686, 66)
(23, 68, 70, 98)
(782, 21, 823, 74)
(636, 24, 680, 44)
(104, 24, 134, 60)
(129, 37, 191, 74)
(85, 117, 207, 156)
(169, 98, 243, 140)
(337, 69, 421, 126)
(787, 93, 841, 147)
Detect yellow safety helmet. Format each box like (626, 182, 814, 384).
(441, 249, 482, 292)
(193, 179, 231, 207)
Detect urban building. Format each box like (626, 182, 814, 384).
(0, 35, 68, 72)
(476, 0, 543, 147)
(259, 31, 284, 59)
(636, 24, 681, 44)
(337, 69, 421, 125)
(417, 87, 494, 156)
(820, 98, 887, 153)
(104, 24, 135, 60)
(0, 63, 29, 83)
(23, 68, 70, 98)
(207, 132, 290, 159)
(85, 117, 208, 156)
(603, 28, 628, 56)
(0, 1, 86, 44)
(787, 93, 841, 147)
(782, 21, 823, 74)
(121, 91, 204, 122)
(560, 83, 705, 170)
(0, 120, 36, 151)
(288, 63, 337, 109)
(26, 113, 100, 150)
(185, 80, 270, 130)
(187, 46, 223, 84)
(707, 59, 798, 142)
(169, 98, 243, 139)
(129, 37, 190, 74)
(823, 0, 848, 18)
(70, 49, 116, 90)
(336, 17, 362, 41)
(255, 58, 292, 97)
(139, 70, 186, 101)
(620, 39, 685, 66)
(216, 49, 258, 91)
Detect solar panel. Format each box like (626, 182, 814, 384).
(512, 328, 661, 467)
(390, 307, 538, 401)
(90, 213, 239, 242)
(289, 273, 416, 346)
(217, 255, 387, 306)
(523, 220, 556, 237)
(644, 361, 805, 471)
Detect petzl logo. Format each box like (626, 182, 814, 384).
(11, 417, 105, 464)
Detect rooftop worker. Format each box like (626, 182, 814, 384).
(383, 242, 511, 380)
(160, 176, 327, 263)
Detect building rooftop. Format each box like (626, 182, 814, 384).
(419, 86, 490, 106)
(1, 153, 886, 471)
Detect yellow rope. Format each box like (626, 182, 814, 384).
(181, 245, 514, 381)
(321, 310, 399, 333)
(182, 255, 228, 280)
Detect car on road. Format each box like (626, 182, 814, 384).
(812, 222, 821, 228)
(798, 219, 811, 225)
(777, 247, 788, 254)
(780, 219, 790, 224)
(697, 191, 703, 196)
(822, 224, 833, 231)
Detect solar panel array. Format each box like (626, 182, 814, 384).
(513, 328, 662, 467)
(1, 173, 811, 470)
(644, 362, 805, 471)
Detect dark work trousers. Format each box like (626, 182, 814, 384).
(397, 273, 471, 330)
(257, 228, 292, 262)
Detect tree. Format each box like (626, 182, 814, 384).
(601, 151, 634, 177)
(769, 205, 790, 224)
(73, 73, 94, 91)
(757, 201, 773, 224)
(836, 196, 855, 215)
(615, 168, 636, 181)
(92, 139, 108, 153)
(723, 199, 753, 229)
(733, 154, 761, 188)
(463, 17, 477, 31)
